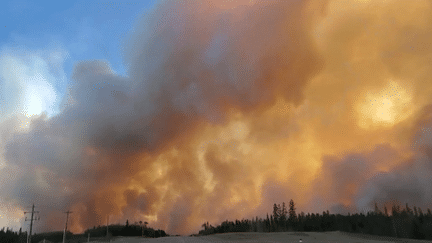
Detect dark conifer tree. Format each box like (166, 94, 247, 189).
(418, 207, 424, 217)
(265, 214, 270, 232)
(288, 199, 297, 230)
(289, 199, 296, 220)
(270, 214, 276, 232)
(272, 203, 280, 230)
(280, 202, 287, 230)
(374, 202, 380, 215)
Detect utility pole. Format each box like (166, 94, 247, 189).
(106, 215, 109, 237)
(106, 215, 110, 243)
(24, 204, 40, 243)
(63, 210, 72, 243)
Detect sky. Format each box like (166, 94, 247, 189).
(0, 0, 156, 118)
(0, 0, 156, 229)
(1, 0, 432, 237)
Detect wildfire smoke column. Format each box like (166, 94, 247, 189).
(2, 0, 432, 236)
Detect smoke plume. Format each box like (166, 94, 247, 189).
(2, 0, 432, 235)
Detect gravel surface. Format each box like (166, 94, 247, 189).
(93, 232, 432, 243)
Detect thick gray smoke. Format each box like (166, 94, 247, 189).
(0, 0, 323, 234)
(313, 105, 432, 215)
(354, 105, 432, 212)
(3, 0, 432, 236)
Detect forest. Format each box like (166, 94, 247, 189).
(198, 200, 432, 240)
(0, 227, 27, 243)
(0, 220, 167, 243)
(3, 200, 432, 242)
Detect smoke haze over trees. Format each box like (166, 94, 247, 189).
(199, 200, 432, 241)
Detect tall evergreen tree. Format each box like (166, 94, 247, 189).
(273, 203, 281, 230)
(273, 204, 280, 221)
(288, 199, 297, 230)
(374, 202, 380, 215)
(270, 214, 276, 232)
(266, 214, 270, 232)
(289, 199, 297, 220)
(280, 202, 287, 230)
(418, 207, 423, 216)
(406, 203, 412, 214)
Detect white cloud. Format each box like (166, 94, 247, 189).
(0, 46, 69, 229)
(0, 47, 68, 120)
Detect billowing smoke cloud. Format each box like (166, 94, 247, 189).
(353, 105, 432, 212)
(2, 0, 432, 236)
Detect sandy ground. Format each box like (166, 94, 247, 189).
(93, 232, 432, 243)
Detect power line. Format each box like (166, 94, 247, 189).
(24, 204, 40, 243)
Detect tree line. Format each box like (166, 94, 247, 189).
(0, 227, 27, 243)
(198, 199, 432, 240)
(83, 220, 167, 238)
(0, 220, 168, 243)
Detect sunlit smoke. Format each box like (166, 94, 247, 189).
(2, 0, 432, 236)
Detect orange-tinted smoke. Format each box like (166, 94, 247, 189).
(3, 0, 432, 236)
